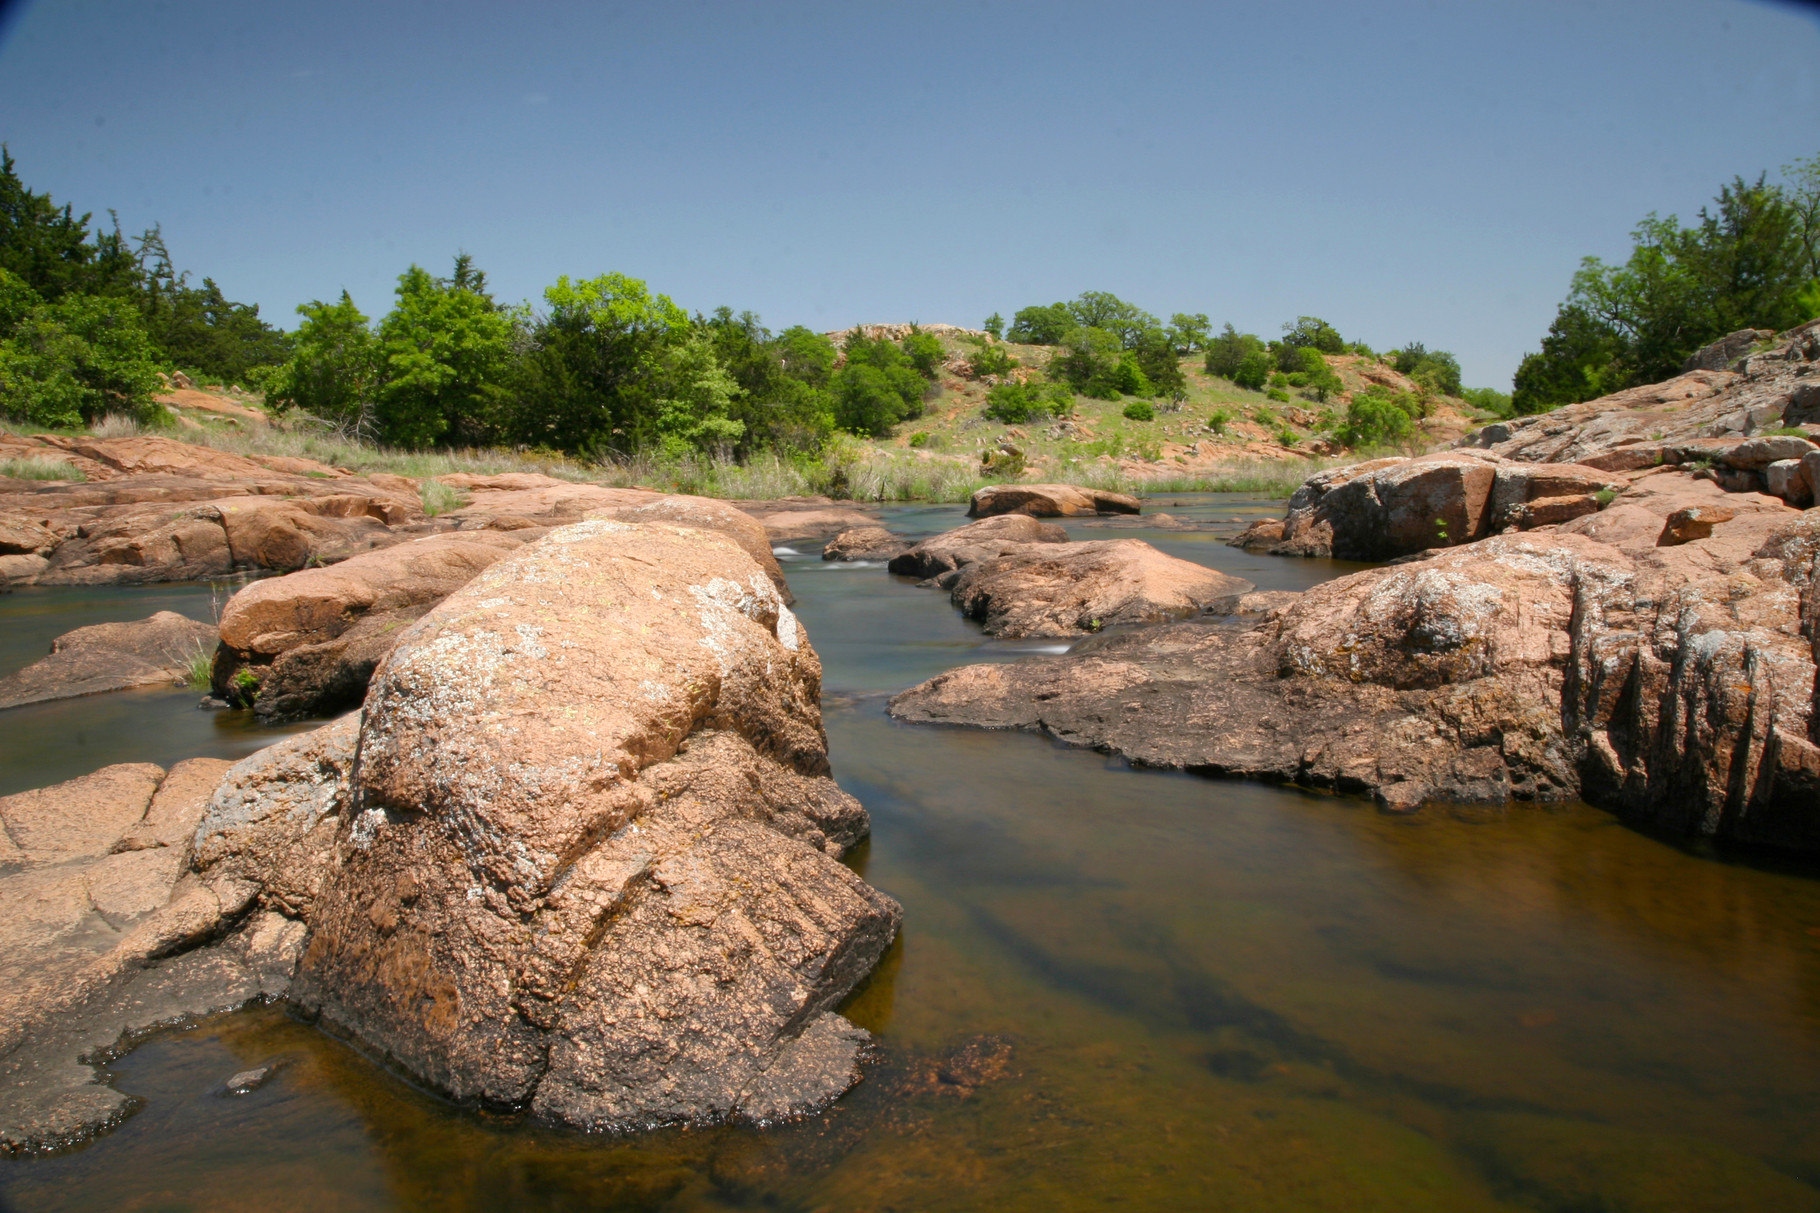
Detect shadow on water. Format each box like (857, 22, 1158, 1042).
(5, 498, 1820, 1211)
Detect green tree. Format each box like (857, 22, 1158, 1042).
(1047, 326, 1125, 398)
(1516, 171, 1811, 410)
(0, 147, 138, 302)
(1131, 327, 1185, 399)
(134, 226, 290, 383)
(1168, 312, 1211, 353)
(1065, 291, 1158, 347)
(695, 310, 835, 454)
(1335, 387, 1416, 447)
(1510, 305, 1624, 414)
(1389, 342, 1463, 397)
(1204, 324, 1265, 379)
(514, 271, 691, 454)
(372, 262, 517, 448)
(262, 291, 380, 433)
(0, 292, 164, 427)
(902, 326, 944, 378)
(983, 312, 1005, 339)
(832, 329, 926, 435)
(1007, 302, 1074, 345)
(1281, 316, 1344, 354)
(1232, 348, 1271, 391)
(653, 331, 744, 456)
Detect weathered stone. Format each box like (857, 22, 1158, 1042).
(892, 522, 1820, 852)
(1658, 505, 1736, 546)
(887, 514, 1068, 580)
(947, 539, 1254, 637)
(752, 506, 881, 543)
(1766, 458, 1812, 506)
(212, 532, 530, 719)
(967, 483, 1140, 518)
(271, 520, 899, 1127)
(822, 526, 907, 562)
(1228, 518, 1286, 551)
(600, 494, 792, 604)
(1275, 455, 1498, 559)
(0, 764, 163, 867)
(1682, 328, 1775, 372)
(0, 612, 216, 710)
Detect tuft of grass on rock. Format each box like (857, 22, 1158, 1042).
(0, 457, 86, 481)
(419, 478, 468, 516)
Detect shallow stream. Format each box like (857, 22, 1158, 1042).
(4, 497, 1820, 1211)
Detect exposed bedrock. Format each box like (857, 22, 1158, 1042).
(0, 758, 302, 1152)
(893, 516, 1820, 852)
(967, 482, 1141, 519)
(268, 518, 898, 1126)
(822, 526, 908, 562)
(886, 514, 1068, 581)
(1234, 321, 1820, 563)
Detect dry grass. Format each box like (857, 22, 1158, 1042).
(0, 456, 86, 481)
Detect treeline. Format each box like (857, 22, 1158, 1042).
(987, 291, 1492, 445)
(1513, 155, 1820, 414)
(0, 149, 291, 428)
(263, 269, 944, 456)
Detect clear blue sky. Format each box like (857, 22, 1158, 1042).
(2, 0, 1816, 389)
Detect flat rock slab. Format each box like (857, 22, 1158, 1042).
(948, 539, 1255, 637)
(0, 612, 216, 710)
(968, 483, 1140, 518)
(823, 527, 907, 562)
(887, 514, 1068, 581)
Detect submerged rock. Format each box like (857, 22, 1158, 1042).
(968, 483, 1140, 519)
(0, 611, 217, 710)
(886, 514, 1068, 581)
(823, 526, 907, 562)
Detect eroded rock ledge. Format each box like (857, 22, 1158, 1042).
(2, 518, 898, 1151)
(892, 515, 1820, 851)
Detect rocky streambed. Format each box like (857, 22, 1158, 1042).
(5, 329, 1820, 1209)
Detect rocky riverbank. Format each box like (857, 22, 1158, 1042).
(0, 517, 899, 1151)
(894, 322, 1820, 854)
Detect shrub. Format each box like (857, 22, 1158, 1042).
(1276, 427, 1300, 447)
(983, 312, 1004, 339)
(1266, 387, 1291, 403)
(1122, 400, 1155, 421)
(1335, 387, 1417, 447)
(1205, 407, 1233, 435)
(1232, 349, 1271, 391)
(1251, 406, 1280, 427)
(1048, 326, 1126, 398)
(1281, 316, 1345, 354)
(1461, 386, 1515, 418)
(907, 430, 930, 447)
(901, 327, 944, 378)
(984, 379, 1072, 424)
(965, 338, 1018, 379)
(1006, 303, 1074, 345)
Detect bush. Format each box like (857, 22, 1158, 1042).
(1232, 349, 1271, 391)
(1461, 386, 1514, 418)
(1390, 342, 1463, 397)
(1048, 326, 1126, 398)
(983, 312, 1004, 339)
(908, 430, 929, 447)
(1122, 400, 1155, 421)
(1006, 303, 1074, 345)
(1335, 387, 1417, 447)
(985, 379, 1072, 423)
(965, 337, 1018, 379)
(901, 327, 944, 378)
(1281, 316, 1345, 354)
(1205, 407, 1233, 435)
(1266, 387, 1291, 402)
(1276, 427, 1300, 447)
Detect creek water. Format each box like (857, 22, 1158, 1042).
(5, 497, 1820, 1212)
